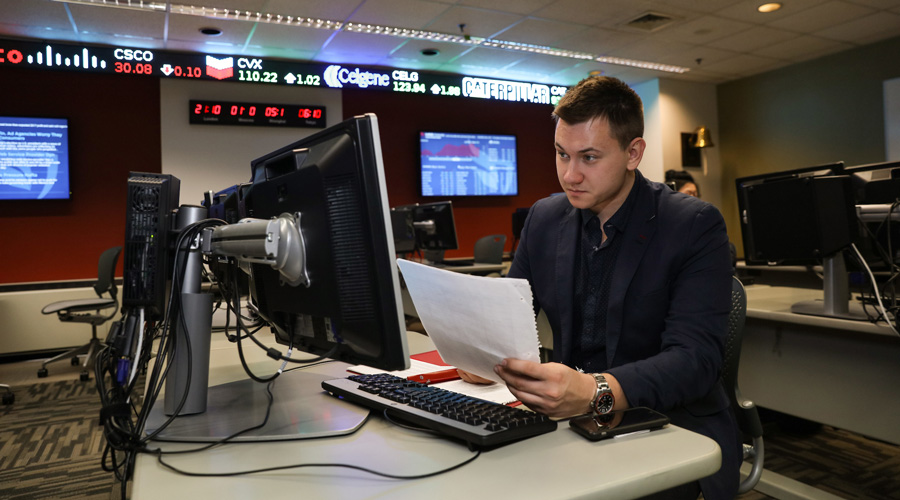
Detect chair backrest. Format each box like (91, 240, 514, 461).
(723, 276, 765, 494)
(473, 234, 506, 264)
(722, 276, 747, 398)
(93, 246, 122, 302)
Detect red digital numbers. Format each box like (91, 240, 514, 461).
(114, 61, 152, 74)
(265, 107, 283, 118)
(297, 108, 323, 119)
(230, 105, 256, 116)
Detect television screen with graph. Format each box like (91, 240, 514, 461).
(419, 131, 517, 197)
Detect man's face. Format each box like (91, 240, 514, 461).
(555, 117, 643, 215)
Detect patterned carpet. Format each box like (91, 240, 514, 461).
(1, 375, 899, 499)
(0, 379, 121, 499)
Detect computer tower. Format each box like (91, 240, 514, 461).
(122, 172, 180, 319)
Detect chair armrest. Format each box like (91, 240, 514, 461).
(42, 298, 117, 315)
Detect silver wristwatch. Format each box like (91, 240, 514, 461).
(589, 373, 615, 415)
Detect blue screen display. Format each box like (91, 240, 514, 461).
(420, 131, 517, 196)
(0, 116, 70, 200)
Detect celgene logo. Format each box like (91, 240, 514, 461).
(323, 65, 389, 89)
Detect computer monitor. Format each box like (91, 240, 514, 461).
(736, 162, 867, 320)
(145, 114, 410, 442)
(390, 206, 417, 254)
(243, 113, 409, 371)
(410, 200, 458, 263)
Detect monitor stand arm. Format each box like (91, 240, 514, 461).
(791, 253, 869, 321)
(201, 212, 310, 287)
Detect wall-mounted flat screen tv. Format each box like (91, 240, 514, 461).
(0, 116, 70, 200)
(419, 131, 517, 197)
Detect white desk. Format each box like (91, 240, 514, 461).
(741, 285, 900, 445)
(132, 333, 721, 499)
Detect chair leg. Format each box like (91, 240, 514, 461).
(39, 324, 103, 379)
(1, 384, 13, 405)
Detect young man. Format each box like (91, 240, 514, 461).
(467, 76, 741, 499)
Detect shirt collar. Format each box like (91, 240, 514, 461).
(579, 175, 640, 231)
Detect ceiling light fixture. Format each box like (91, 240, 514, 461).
(50, 0, 691, 74)
(757, 3, 783, 13)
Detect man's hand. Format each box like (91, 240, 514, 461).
(457, 369, 494, 384)
(494, 359, 626, 418)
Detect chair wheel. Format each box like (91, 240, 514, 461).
(2, 393, 13, 405)
(38, 368, 49, 378)
(71, 357, 81, 366)
(80, 371, 90, 382)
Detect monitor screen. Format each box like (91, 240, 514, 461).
(0, 116, 70, 200)
(419, 131, 517, 197)
(243, 113, 409, 371)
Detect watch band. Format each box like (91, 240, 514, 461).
(589, 373, 615, 415)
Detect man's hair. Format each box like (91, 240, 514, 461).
(552, 76, 644, 150)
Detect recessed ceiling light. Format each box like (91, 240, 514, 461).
(757, 3, 783, 13)
(199, 27, 222, 36)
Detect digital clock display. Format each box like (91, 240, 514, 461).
(189, 100, 326, 128)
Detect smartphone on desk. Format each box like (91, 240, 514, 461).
(569, 407, 669, 441)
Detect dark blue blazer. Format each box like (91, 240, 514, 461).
(508, 171, 741, 499)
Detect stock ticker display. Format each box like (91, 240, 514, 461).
(0, 38, 567, 106)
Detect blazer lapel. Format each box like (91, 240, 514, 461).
(554, 204, 579, 366)
(606, 173, 657, 366)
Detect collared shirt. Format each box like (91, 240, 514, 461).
(571, 179, 639, 373)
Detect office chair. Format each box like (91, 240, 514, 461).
(38, 246, 122, 382)
(723, 276, 765, 494)
(473, 234, 506, 264)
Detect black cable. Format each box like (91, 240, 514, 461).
(152, 447, 481, 480)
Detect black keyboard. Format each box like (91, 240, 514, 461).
(321, 373, 557, 448)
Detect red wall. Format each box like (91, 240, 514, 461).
(0, 67, 161, 284)
(0, 68, 560, 284)
(342, 89, 559, 258)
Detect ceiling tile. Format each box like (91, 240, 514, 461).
(457, 0, 556, 16)
(492, 17, 577, 46)
(1, 0, 73, 31)
(346, 0, 451, 28)
(613, 37, 695, 62)
(697, 53, 785, 76)
(532, 0, 646, 27)
(752, 34, 853, 60)
(68, 4, 166, 39)
(654, 15, 754, 44)
(167, 15, 256, 48)
(844, 0, 900, 7)
(655, 0, 745, 14)
(554, 26, 645, 55)
(423, 6, 524, 38)
(656, 45, 740, 68)
(249, 24, 335, 54)
(709, 26, 800, 53)
(262, 0, 363, 21)
(714, 0, 829, 23)
(767, 0, 876, 33)
(318, 30, 405, 60)
(813, 11, 900, 43)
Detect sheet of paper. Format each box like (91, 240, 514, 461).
(397, 259, 539, 384)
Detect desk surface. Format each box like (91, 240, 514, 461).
(133, 333, 721, 499)
(745, 284, 897, 338)
(741, 285, 900, 445)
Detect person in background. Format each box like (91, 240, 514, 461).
(665, 169, 700, 197)
(460, 76, 741, 499)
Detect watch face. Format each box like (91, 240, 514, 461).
(597, 393, 614, 414)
